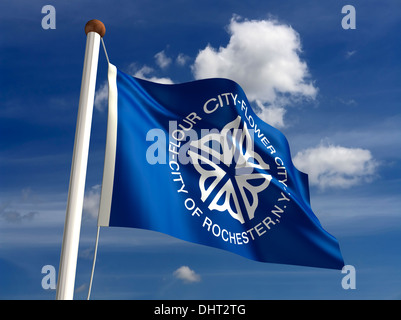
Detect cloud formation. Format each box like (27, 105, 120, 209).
(176, 53, 190, 66)
(173, 266, 201, 283)
(192, 16, 317, 128)
(0, 188, 39, 223)
(133, 65, 174, 84)
(154, 50, 172, 69)
(293, 143, 378, 189)
(94, 81, 108, 112)
(0, 207, 38, 223)
(83, 184, 101, 219)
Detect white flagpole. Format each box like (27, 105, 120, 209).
(56, 20, 106, 300)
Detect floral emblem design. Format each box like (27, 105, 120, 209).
(188, 116, 272, 224)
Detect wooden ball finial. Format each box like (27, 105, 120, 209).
(85, 19, 106, 38)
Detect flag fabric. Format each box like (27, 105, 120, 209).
(98, 63, 344, 270)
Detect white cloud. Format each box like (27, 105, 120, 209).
(338, 98, 357, 106)
(74, 283, 87, 294)
(192, 16, 317, 128)
(254, 101, 286, 128)
(293, 143, 378, 189)
(345, 50, 357, 59)
(133, 65, 174, 84)
(0, 207, 38, 223)
(173, 266, 201, 283)
(176, 53, 190, 66)
(94, 81, 108, 112)
(154, 50, 172, 69)
(83, 184, 101, 219)
(0, 188, 39, 223)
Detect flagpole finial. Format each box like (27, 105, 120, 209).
(85, 19, 106, 38)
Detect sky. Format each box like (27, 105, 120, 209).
(0, 0, 400, 300)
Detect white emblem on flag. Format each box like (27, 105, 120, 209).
(188, 116, 272, 224)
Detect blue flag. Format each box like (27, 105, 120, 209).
(98, 64, 344, 269)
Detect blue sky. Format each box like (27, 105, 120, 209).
(1, 0, 401, 299)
